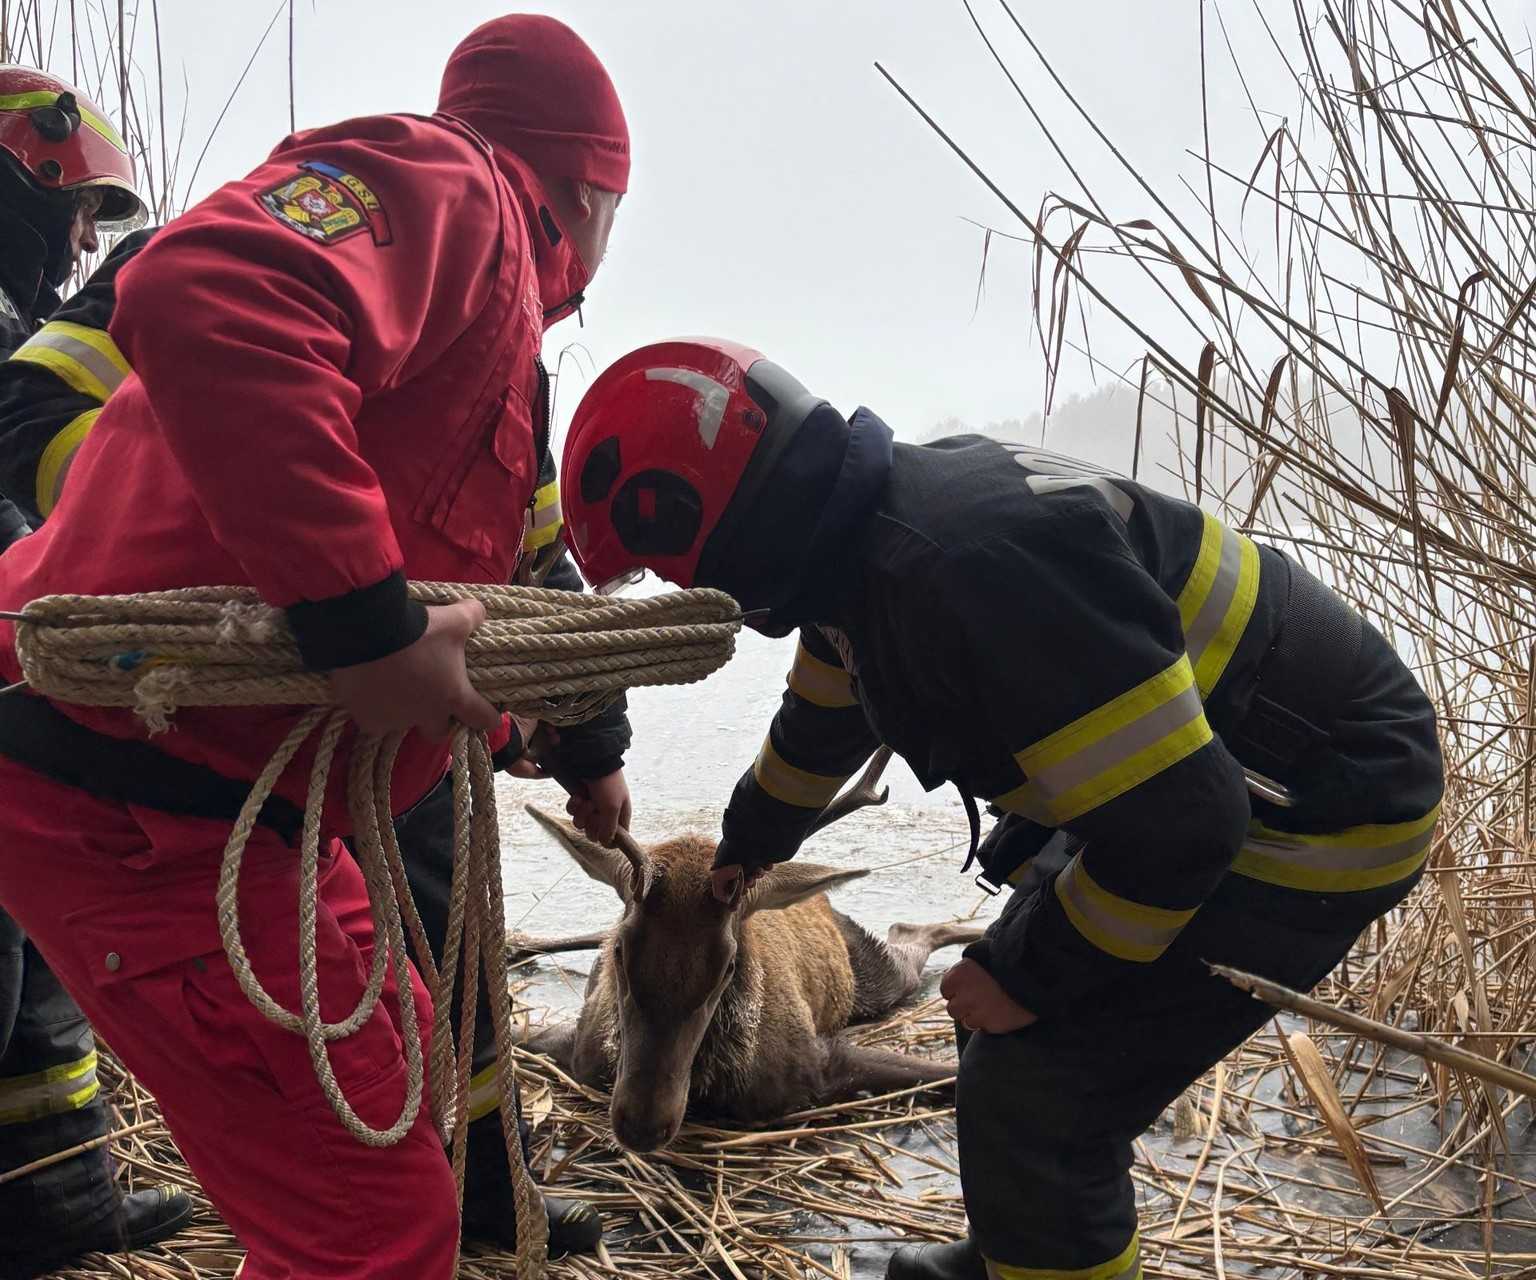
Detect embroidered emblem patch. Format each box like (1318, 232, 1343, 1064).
(255, 161, 393, 247)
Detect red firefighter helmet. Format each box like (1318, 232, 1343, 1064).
(562, 338, 825, 593)
(0, 66, 145, 228)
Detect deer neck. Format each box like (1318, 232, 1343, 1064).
(691, 943, 764, 1101)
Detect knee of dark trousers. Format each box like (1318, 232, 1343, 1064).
(958, 1026, 1095, 1148)
(957, 1032, 1138, 1268)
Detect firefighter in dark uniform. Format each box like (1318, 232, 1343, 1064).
(0, 65, 194, 1278)
(0, 62, 630, 1262)
(558, 338, 1444, 1280)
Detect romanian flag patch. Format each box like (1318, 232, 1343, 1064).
(255, 161, 393, 247)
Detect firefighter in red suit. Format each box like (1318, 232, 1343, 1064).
(0, 14, 627, 1277)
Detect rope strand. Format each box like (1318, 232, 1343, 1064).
(13, 582, 740, 1280)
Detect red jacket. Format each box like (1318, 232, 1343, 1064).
(0, 111, 587, 828)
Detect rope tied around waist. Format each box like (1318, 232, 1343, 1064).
(11, 581, 742, 1280)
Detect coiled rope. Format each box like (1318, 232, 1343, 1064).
(13, 581, 741, 1280)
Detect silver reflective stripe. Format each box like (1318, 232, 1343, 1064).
(1056, 857, 1189, 961)
(531, 498, 562, 532)
(0, 1055, 99, 1126)
(16, 328, 126, 396)
(1000, 443, 1128, 480)
(645, 367, 729, 448)
(1025, 474, 1135, 522)
(1182, 522, 1244, 667)
(1243, 828, 1432, 872)
(1025, 680, 1204, 809)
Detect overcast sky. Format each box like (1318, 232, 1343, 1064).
(30, 0, 1534, 452)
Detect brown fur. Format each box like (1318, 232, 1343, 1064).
(522, 811, 982, 1151)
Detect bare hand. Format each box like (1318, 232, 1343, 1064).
(328, 600, 499, 739)
(498, 715, 549, 776)
(940, 959, 1037, 1034)
(565, 768, 632, 846)
(710, 864, 766, 907)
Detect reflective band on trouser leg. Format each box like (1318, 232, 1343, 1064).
(1176, 511, 1260, 698)
(1232, 805, 1440, 893)
(523, 481, 562, 553)
(1054, 855, 1195, 963)
(990, 655, 1212, 826)
(787, 641, 857, 708)
(9, 322, 131, 402)
(752, 739, 849, 809)
(0, 1050, 99, 1126)
(985, 1232, 1143, 1280)
(467, 1063, 500, 1123)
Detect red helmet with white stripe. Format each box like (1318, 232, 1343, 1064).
(0, 66, 145, 228)
(562, 338, 824, 593)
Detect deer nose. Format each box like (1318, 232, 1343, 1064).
(613, 1108, 677, 1153)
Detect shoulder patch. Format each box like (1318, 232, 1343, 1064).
(255, 161, 393, 247)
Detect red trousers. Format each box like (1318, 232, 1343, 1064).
(0, 759, 460, 1278)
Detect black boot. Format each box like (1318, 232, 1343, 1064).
(461, 1189, 604, 1259)
(887, 1236, 988, 1280)
(0, 1184, 196, 1280)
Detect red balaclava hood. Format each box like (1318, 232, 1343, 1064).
(437, 14, 629, 195)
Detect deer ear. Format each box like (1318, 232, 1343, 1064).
(743, 862, 870, 915)
(525, 804, 639, 902)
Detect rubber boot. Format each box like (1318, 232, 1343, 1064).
(886, 1236, 988, 1280)
(461, 1113, 603, 1258)
(461, 1188, 604, 1259)
(1, 1184, 195, 1279)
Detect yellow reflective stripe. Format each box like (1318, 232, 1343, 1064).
(1232, 805, 1440, 893)
(752, 739, 848, 809)
(992, 656, 1212, 825)
(787, 641, 857, 708)
(10, 321, 130, 402)
(1054, 856, 1194, 963)
(986, 1232, 1142, 1280)
(36, 408, 99, 517)
(0, 91, 127, 151)
(523, 482, 563, 551)
(0, 1051, 100, 1127)
(1176, 512, 1261, 696)
(467, 1063, 500, 1122)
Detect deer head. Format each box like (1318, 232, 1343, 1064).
(525, 808, 868, 1151)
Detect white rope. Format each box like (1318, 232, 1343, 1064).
(13, 582, 741, 1279)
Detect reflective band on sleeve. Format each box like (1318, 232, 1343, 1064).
(0, 1050, 100, 1127)
(10, 321, 130, 402)
(990, 655, 1212, 825)
(1176, 511, 1260, 697)
(1054, 855, 1194, 963)
(787, 641, 858, 708)
(752, 739, 850, 809)
(467, 1062, 500, 1123)
(1232, 806, 1440, 893)
(524, 481, 562, 552)
(985, 1231, 1142, 1280)
(36, 408, 100, 517)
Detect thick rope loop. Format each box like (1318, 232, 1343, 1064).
(14, 582, 739, 1280)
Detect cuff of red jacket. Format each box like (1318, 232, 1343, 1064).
(285, 571, 427, 671)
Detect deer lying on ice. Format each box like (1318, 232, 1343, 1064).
(518, 749, 983, 1152)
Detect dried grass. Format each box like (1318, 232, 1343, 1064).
(9, 0, 1536, 1275)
